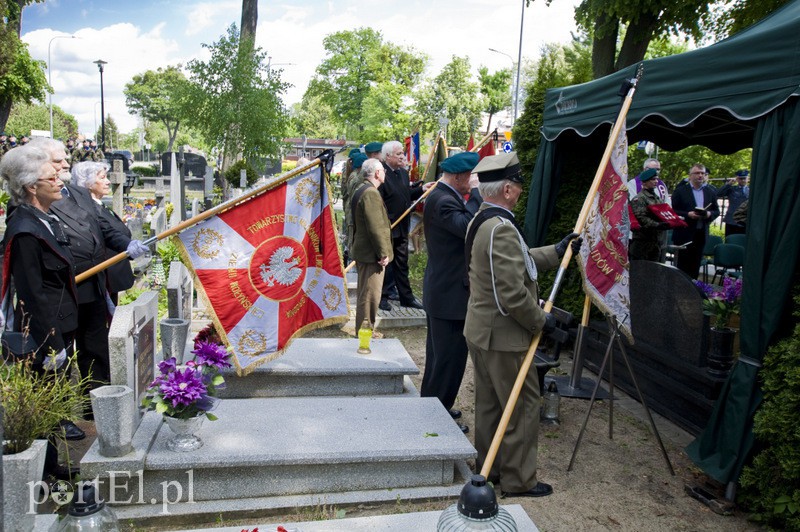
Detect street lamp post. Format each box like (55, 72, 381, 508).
(93, 101, 101, 138)
(488, 47, 516, 127)
(93, 59, 107, 149)
(48, 35, 76, 138)
(514, 0, 525, 124)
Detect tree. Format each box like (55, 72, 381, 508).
(307, 28, 427, 139)
(414, 56, 483, 147)
(478, 66, 512, 133)
(6, 101, 78, 139)
(704, 0, 792, 38)
(573, 0, 710, 79)
(0, 1, 49, 132)
(290, 92, 340, 139)
(185, 24, 289, 171)
(95, 115, 120, 150)
(124, 66, 190, 152)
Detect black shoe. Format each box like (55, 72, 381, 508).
(379, 299, 392, 311)
(48, 464, 80, 481)
(457, 422, 469, 434)
(502, 482, 553, 498)
(401, 298, 424, 309)
(59, 420, 86, 441)
(449, 409, 462, 419)
(388, 292, 400, 301)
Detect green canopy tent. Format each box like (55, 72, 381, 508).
(525, 0, 800, 486)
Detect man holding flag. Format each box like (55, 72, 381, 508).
(464, 151, 579, 498)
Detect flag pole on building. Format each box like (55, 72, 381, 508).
(477, 66, 643, 480)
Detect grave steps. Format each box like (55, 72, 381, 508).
(218, 338, 418, 398)
(82, 396, 474, 522)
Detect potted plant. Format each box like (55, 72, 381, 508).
(1, 356, 88, 530)
(695, 277, 743, 377)
(140, 339, 231, 452)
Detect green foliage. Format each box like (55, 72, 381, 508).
(95, 114, 120, 150)
(307, 28, 427, 140)
(186, 25, 289, 171)
(134, 164, 160, 177)
(290, 92, 341, 139)
(478, 66, 512, 131)
(157, 237, 184, 281)
(6, 101, 78, 139)
(739, 290, 800, 531)
(118, 286, 145, 306)
(1, 356, 89, 454)
(628, 145, 752, 192)
(414, 56, 483, 146)
(124, 66, 191, 152)
(0, 33, 49, 131)
(702, 0, 792, 40)
(224, 159, 258, 188)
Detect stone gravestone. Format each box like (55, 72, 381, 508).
(151, 207, 167, 238)
(191, 198, 200, 218)
(108, 159, 125, 216)
(204, 166, 214, 209)
(166, 261, 194, 321)
(629, 260, 709, 366)
(108, 291, 159, 426)
(127, 216, 143, 240)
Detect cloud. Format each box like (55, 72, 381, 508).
(22, 0, 579, 137)
(24, 24, 186, 135)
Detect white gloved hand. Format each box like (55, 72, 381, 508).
(43, 349, 67, 372)
(126, 240, 149, 259)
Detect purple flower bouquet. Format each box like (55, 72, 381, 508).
(141, 341, 232, 421)
(694, 277, 743, 329)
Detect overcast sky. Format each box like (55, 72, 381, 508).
(21, 0, 580, 138)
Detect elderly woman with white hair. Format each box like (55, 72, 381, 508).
(71, 161, 136, 304)
(0, 144, 78, 369)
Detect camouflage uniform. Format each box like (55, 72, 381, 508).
(629, 188, 666, 262)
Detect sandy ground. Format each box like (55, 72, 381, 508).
(60, 324, 761, 531)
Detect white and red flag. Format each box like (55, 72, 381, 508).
(576, 124, 633, 341)
(178, 164, 348, 373)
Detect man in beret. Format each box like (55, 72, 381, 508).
(465, 151, 580, 498)
(629, 168, 671, 262)
(364, 141, 383, 160)
(77, 139, 95, 163)
(421, 152, 482, 433)
(717, 169, 749, 236)
(378, 140, 431, 310)
(351, 158, 393, 334)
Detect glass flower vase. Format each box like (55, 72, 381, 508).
(163, 415, 205, 452)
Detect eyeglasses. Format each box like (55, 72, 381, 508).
(37, 174, 62, 184)
(690, 171, 707, 175)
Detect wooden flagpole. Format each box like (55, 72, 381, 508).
(343, 130, 494, 274)
(478, 70, 642, 479)
(76, 157, 326, 284)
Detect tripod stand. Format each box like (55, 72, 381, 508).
(568, 314, 675, 475)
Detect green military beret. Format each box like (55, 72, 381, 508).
(473, 152, 523, 183)
(440, 152, 479, 174)
(349, 148, 362, 158)
(352, 153, 368, 169)
(364, 141, 383, 154)
(0, 132, 6, 136)
(640, 168, 659, 182)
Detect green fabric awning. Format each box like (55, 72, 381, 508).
(527, 0, 800, 486)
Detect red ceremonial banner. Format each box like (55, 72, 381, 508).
(648, 203, 688, 228)
(178, 165, 349, 374)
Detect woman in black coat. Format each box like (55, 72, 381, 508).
(1, 145, 78, 366)
(71, 161, 135, 304)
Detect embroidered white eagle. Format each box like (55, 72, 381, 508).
(259, 246, 302, 287)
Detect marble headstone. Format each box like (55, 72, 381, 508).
(166, 261, 194, 320)
(191, 198, 200, 218)
(629, 260, 709, 366)
(108, 290, 159, 424)
(152, 207, 167, 237)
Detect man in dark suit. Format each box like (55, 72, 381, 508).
(379, 140, 429, 310)
(671, 163, 720, 279)
(420, 152, 481, 434)
(35, 139, 146, 400)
